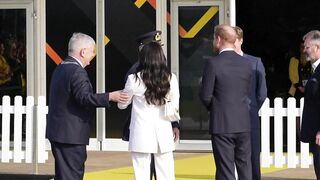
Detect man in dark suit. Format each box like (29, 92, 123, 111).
(200, 24, 253, 180)
(46, 32, 129, 180)
(234, 26, 267, 180)
(122, 31, 180, 180)
(300, 30, 320, 179)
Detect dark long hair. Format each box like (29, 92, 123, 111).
(135, 41, 171, 105)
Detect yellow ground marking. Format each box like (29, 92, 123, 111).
(184, 7, 218, 39)
(135, 0, 147, 8)
(84, 153, 286, 180)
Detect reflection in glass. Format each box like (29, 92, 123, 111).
(0, 9, 26, 140)
(178, 6, 219, 140)
(0, 9, 26, 101)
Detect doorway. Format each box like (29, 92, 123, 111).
(0, 1, 34, 102)
(171, 0, 225, 150)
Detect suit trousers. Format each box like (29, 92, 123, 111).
(50, 141, 87, 180)
(251, 128, 261, 180)
(211, 133, 252, 180)
(150, 154, 157, 180)
(132, 151, 175, 180)
(310, 142, 320, 180)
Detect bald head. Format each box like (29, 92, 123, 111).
(213, 24, 236, 53)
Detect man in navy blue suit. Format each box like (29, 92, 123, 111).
(200, 24, 253, 180)
(300, 30, 320, 179)
(234, 26, 267, 180)
(46, 32, 129, 180)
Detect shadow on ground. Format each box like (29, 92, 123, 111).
(0, 174, 54, 180)
(263, 178, 312, 180)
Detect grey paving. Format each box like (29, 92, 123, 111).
(0, 151, 316, 180)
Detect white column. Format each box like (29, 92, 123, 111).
(34, 0, 46, 98)
(96, 0, 106, 144)
(228, 0, 236, 26)
(156, 0, 167, 56)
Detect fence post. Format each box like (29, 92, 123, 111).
(274, 98, 285, 168)
(1, 96, 12, 162)
(37, 96, 48, 163)
(287, 97, 298, 168)
(32, 98, 39, 174)
(13, 96, 23, 163)
(25, 96, 34, 163)
(300, 98, 312, 168)
(260, 98, 272, 167)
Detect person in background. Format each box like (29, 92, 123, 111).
(123, 31, 180, 180)
(0, 40, 12, 100)
(118, 41, 179, 180)
(0, 40, 12, 87)
(3, 38, 25, 97)
(234, 26, 267, 180)
(46, 32, 129, 180)
(200, 24, 253, 180)
(288, 42, 312, 102)
(300, 30, 320, 180)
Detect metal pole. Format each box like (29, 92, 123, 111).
(96, 0, 106, 149)
(32, 104, 38, 174)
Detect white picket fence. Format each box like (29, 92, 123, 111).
(260, 97, 312, 168)
(0, 96, 313, 169)
(0, 96, 48, 163)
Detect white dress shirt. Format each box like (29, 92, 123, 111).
(312, 58, 320, 72)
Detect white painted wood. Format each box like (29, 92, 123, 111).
(274, 98, 285, 168)
(36, 96, 48, 163)
(287, 97, 298, 168)
(25, 96, 34, 163)
(13, 96, 24, 163)
(1, 96, 12, 162)
(260, 98, 272, 167)
(299, 98, 312, 168)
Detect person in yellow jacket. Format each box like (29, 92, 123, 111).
(288, 43, 312, 101)
(0, 42, 12, 86)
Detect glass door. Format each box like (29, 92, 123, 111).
(0, 1, 33, 102)
(171, 0, 225, 150)
(0, 0, 34, 143)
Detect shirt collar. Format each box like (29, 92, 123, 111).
(219, 48, 235, 54)
(70, 55, 84, 68)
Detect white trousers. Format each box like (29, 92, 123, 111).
(131, 151, 175, 180)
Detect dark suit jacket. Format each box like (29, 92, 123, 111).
(200, 50, 252, 134)
(46, 56, 110, 145)
(244, 54, 267, 129)
(301, 64, 320, 143)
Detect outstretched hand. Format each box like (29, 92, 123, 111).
(109, 90, 129, 103)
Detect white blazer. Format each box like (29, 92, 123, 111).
(118, 72, 180, 153)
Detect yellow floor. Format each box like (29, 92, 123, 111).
(84, 154, 286, 180)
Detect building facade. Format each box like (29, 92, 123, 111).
(0, 0, 235, 151)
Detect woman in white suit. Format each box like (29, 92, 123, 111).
(118, 41, 179, 180)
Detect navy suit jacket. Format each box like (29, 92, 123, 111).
(301, 64, 320, 143)
(200, 50, 252, 134)
(244, 54, 267, 129)
(46, 56, 110, 145)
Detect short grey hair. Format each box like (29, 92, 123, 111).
(303, 30, 320, 45)
(68, 32, 95, 55)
